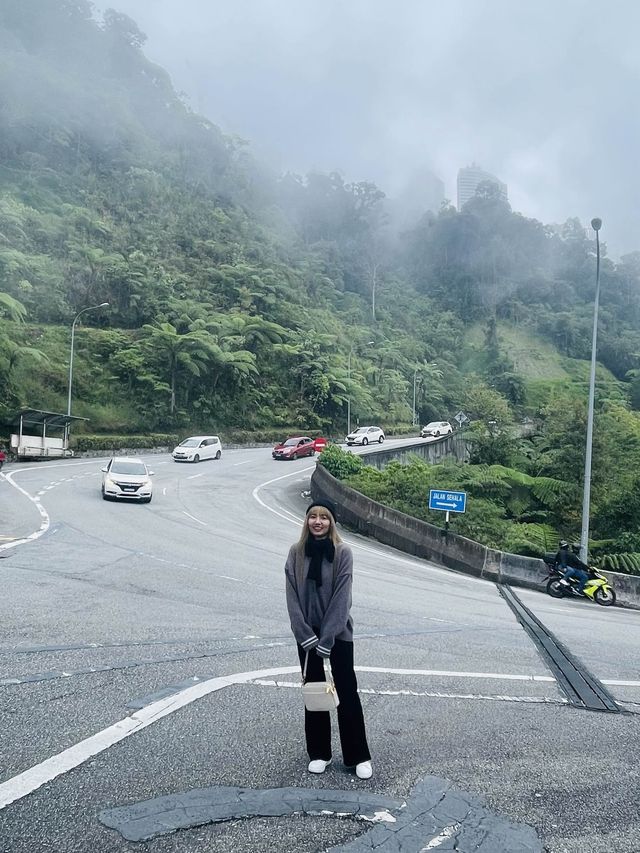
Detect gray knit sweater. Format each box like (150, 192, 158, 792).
(285, 541, 354, 657)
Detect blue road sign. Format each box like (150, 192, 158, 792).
(429, 489, 467, 513)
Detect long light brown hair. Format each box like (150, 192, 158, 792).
(298, 506, 342, 548)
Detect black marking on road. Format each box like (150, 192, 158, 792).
(99, 777, 543, 851)
(499, 584, 621, 713)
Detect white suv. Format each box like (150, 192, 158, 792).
(421, 421, 453, 438)
(345, 426, 385, 446)
(101, 457, 154, 502)
(172, 435, 222, 463)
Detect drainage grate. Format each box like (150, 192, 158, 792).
(498, 584, 621, 713)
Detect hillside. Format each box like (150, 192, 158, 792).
(4, 1, 640, 557)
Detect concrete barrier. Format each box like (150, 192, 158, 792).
(311, 462, 640, 609)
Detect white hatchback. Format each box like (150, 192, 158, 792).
(172, 435, 222, 463)
(345, 426, 385, 446)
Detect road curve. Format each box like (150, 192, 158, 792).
(0, 447, 639, 852)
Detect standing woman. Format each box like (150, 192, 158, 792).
(285, 500, 372, 779)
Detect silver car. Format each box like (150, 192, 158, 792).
(101, 457, 154, 503)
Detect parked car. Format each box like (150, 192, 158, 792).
(272, 436, 316, 460)
(101, 457, 154, 503)
(345, 426, 385, 446)
(172, 435, 222, 463)
(421, 421, 453, 438)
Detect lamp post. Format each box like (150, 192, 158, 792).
(347, 341, 374, 436)
(579, 218, 602, 563)
(412, 367, 418, 427)
(67, 302, 109, 416)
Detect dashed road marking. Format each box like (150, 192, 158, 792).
(181, 510, 207, 526)
(186, 472, 205, 480)
(250, 679, 565, 706)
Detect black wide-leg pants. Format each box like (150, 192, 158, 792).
(297, 638, 371, 767)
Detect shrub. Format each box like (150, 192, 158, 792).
(318, 444, 364, 479)
(71, 433, 179, 451)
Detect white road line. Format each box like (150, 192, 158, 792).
(181, 511, 207, 526)
(421, 824, 461, 850)
(250, 680, 564, 705)
(0, 469, 50, 552)
(186, 473, 205, 480)
(252, 468, 483, 584)
(162, 487, 167, 496)
(233, 460, 253, 466)
(218, 575, 243, 583)
(0, 664, 298, 810)
(358, 666, 555, 682)
(0, 662, 563, 811)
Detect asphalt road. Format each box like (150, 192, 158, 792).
(0, 441, 639, 852)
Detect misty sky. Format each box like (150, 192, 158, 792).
(99, 1, 639, 256)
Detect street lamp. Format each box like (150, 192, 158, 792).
(412, 367, 418, 427)
(67, 302, 109, 416)
(579, 218, 602, 563)
(347, 341, 374, 436)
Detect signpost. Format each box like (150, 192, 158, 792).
(454, 411, 469, 427)
(429, 488, 467, 535)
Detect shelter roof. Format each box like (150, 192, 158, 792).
(14, 409, 89, 430)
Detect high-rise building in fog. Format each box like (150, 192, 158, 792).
(457, 164, 508, 209)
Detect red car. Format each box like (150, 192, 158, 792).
(272, 436, 316, 460)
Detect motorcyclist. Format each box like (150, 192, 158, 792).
(553, 540, 570, 571)
(560, 543, 590, 596)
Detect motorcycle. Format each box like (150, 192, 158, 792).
(543, 555, 616, 606)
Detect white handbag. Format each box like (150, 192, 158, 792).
(301, 651, 340, 712)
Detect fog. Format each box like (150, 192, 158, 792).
(99, 0, 640, 256)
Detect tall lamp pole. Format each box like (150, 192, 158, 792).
(67, 302, 109, 416)
(347, 341, 374, 436)
(579, 218, 602, 563)
(412, 367, 418, 427)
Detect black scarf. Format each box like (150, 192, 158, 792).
(305, 536, 335, 587)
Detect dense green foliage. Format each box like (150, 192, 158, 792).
(2, 1, 640, 563)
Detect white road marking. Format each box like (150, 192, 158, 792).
(233, 460, 253, 466)
(0, 469, 51, 552)
(0, 663, 560, 810)
(252, 468, 483, 584)
(421, 824, 461, 850)
(218, 575, 243, 583)
(186, 473, 205, 480)
(250, 680, 564, 705)
(181, 511, 207, 526)
(162, 487, 167, 496)
(358, 666, 555, 682)
(0, 664, 298, 810)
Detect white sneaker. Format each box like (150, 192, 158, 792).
(308, 758, 331, 774)
(355, 761, 373, 779)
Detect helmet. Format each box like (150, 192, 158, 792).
(571, 543, 581, 554)
(559, 540, 568, 549)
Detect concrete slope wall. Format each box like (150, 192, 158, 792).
(311, 461, 640, 608)
(362, 432, 469, 469)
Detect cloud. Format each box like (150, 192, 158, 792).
(98, 0, 640, 255)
